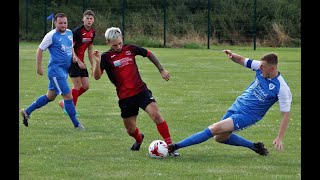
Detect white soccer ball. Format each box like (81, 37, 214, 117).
(148, 140, 168, 158)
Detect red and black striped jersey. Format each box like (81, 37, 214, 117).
(100, 44, 151, 99)
(73, 25, 95, 62)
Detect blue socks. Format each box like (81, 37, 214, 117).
(222, 133, 255, 150)
(174, 128, 255, 151)
(175, 128, 213, 149)
(26, 95, 50, 115)
(63, 99, 80, 127)
(24, 95, 80, 128)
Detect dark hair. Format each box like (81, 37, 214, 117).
(54, 13, 67, 22)
(83, 10, 95, 17)
(261, 53, 278, 65)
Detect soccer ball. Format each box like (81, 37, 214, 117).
(148, 140, 168, 158)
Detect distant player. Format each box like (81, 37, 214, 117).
(59, 10, 95, 114)
(168, 50, 292, 156)
(20, 13, 84, 129)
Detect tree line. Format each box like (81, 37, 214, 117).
(19, 0, 300, 48)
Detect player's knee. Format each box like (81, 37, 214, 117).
(209, 124, 220, 133)
(46, 94, 56, 101)
(150, 112, 162, 122)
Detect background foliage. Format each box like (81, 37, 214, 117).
(19, 0, 300, 48)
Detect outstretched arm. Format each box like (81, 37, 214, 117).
(148, 51, 170, 81)
(223, 49, 246, 66)
(273, 111, 290, 151)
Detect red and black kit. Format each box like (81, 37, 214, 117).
(73, 25, 95, 62)
(99, 44, 151, 100)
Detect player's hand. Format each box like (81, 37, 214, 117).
(160, 69, 170, 81)
(72, 56, 78, 63)
(37, 66, 43, 76)
(78, 61, 86, 69)
(223, 49, 233, 59)
(92, 50, 101, 63)
(272, 138, 284, 151)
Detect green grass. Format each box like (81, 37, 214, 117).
(19, 42, 301, 179)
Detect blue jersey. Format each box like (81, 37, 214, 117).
(231, 58, 292, 120)
(38, 29, 73, 78)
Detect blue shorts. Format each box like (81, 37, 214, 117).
(220, 106, 259, 132)
(48, 76, 71, 95)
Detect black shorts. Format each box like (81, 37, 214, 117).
(68, 62, 89, 78)
(118, 89, 156, 118)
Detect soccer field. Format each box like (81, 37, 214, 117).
(19, 42, 301, 179)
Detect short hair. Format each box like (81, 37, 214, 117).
(83, 10, 95, 17)
(105, 27, 122, 41)
(261, 53, 278, 65)
(54, 13, 67, 22)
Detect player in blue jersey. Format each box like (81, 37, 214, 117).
(168, 49, 292, 156)
(20, 13, 84, 130)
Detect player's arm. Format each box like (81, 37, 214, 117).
(223, 50, 246, 66)
(36, 33, 52, 76)
(272, 111, 290, 151)
(72, 47, 87, 69)
(36, 48, 44, 76)
(148, 51, 170, 81)
(72, 48, 78, 63)
(273, 84, 292, 151)
(87, 44, 94, 75)
(92, 50, 102, 80)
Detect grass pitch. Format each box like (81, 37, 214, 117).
(19, 42, 301, 179)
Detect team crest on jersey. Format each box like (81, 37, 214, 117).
(125, 51, 131, 55)
(269, 83, 275, 90)
(68, 35, 72, 41)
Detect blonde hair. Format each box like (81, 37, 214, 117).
(105, 27, 122, 41)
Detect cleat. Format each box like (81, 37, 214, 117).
(167, 144, 180, 156)
(59, 100, 78, 116)
(131, 133, 144, 151)
(59, 100, 64, 109)
(20, 109, 30, 127)
(59, 100, 68, 115)
(75, 123, 85, 130)
(253, 142, 269, 156)
(169, 150, 180, 157)
(63, 108, 68, 115)
(167, 143, 176, 153)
